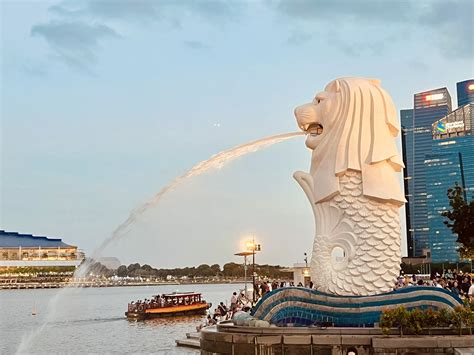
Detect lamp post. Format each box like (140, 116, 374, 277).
(234, 251, 253, 297)
(246, 239, 261, 304)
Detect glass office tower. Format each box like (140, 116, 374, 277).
(457, 79, 474, 107)
(425, 152, 462, 262)
(401, 79, 473, 262)
(426, 103, 474, 262)
(411, 88, 452, 257)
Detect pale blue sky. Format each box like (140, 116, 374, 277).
(1, 0, 473, 267)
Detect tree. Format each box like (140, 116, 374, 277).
(442, 184, 474, 258)
(117, 265, 128, 277)
(195, 264, 213, 277)
(210, 264, 221, 275)
(222, 262, 244, 277)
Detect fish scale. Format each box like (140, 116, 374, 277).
(311, 171, 401, 296)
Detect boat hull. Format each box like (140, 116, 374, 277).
(126, 303, 209, 320)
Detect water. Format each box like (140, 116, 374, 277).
(13, 131, 303, 352)
(2, 283, 244, 354)
(92, 132, 303, 259)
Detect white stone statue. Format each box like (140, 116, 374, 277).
(294, 77, 405, 296)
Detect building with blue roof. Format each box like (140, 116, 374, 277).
(0, 230, 83, 267)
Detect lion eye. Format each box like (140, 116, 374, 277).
(317, 99, 321, 104)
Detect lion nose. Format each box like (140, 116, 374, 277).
(294, 103, 317, 131)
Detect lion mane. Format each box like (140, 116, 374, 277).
(302, 77, 405, 206)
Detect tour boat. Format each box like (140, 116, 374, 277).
(125, 292, 210, 320)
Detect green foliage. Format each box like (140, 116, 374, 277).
(109, 262, 291, 279)
(442, 183, 474, 258)
(380, 305, 474, 336)
(117, 265, 127, 277)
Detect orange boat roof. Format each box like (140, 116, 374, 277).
(159, 292, 202, 298)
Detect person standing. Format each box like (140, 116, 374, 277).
(230, 292, 238, 312)
(468, 279, 474, 299)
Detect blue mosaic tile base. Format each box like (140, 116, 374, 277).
(251, 286, 463, 327)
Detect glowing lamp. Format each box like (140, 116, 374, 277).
(468, 83, 474, 91)
(425, 93, 444, 101)
(246, 241, 256, 251)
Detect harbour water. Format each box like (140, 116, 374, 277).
(1, 283, 244, 354)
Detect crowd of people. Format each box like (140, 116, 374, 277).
(196, 270, 474, 331)
(128, 294, 201, 313)
(253, 280, 312, 298)
(394, 270, 474, 299)
(197, 290, 252, 330)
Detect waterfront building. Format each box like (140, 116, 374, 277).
(408, 88, 452, 257)
(289, 263, 311, 287)
(0, 230, 83, 267)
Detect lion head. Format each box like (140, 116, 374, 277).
(294, 77, 405, 205)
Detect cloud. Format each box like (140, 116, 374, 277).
(419, 0, 473, 59)
(286, 32, 312, 46)
(49, 0, 162, 23)
(31, 0, 243, 72)
(31, 21, 119, 72)
(23, 63, 48, 78)
(48, 0, 242, 25)
(183, 40, 210, 50)
(271, 0, 473, 58)
(275, 0, 413, 23)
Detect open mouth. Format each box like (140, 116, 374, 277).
(306, 123, 323, 136)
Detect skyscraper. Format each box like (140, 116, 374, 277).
(401, 79, 473, 262)
(457, 79, 474, 107)
(410, 88, 452, 257)
(426, 103, 474, 262)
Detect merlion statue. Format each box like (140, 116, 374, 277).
(293, 77, 405, 296)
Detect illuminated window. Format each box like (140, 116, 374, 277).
(425, 93, 444, 101)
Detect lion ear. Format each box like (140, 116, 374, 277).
(325, 79, 341, 93)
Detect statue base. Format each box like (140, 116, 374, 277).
(251, 286, 463, 327)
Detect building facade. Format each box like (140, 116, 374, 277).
(402, 79, 473, 262)
(410, 88, 452, 257)
(426, 103, 474, 262)
(457, 79, 474, 107)
(0, 230, 83, 267)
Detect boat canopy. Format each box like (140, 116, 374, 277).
(160, 292, 202, 299)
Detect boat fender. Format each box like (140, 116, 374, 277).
(138, 305, 144, 312)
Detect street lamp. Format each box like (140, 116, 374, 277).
(234, 251, 254, 297)
(246, 238, 261, 304)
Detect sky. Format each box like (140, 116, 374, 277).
(1, 0, 473, 268)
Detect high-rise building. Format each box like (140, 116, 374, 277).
(457, 79, 474, 107)
(401, 79, 473, 262)
(426, 103, 474, 262)
(410, 88, 452, 257)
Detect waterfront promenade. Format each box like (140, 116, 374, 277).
(0, 278, 251, 290)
